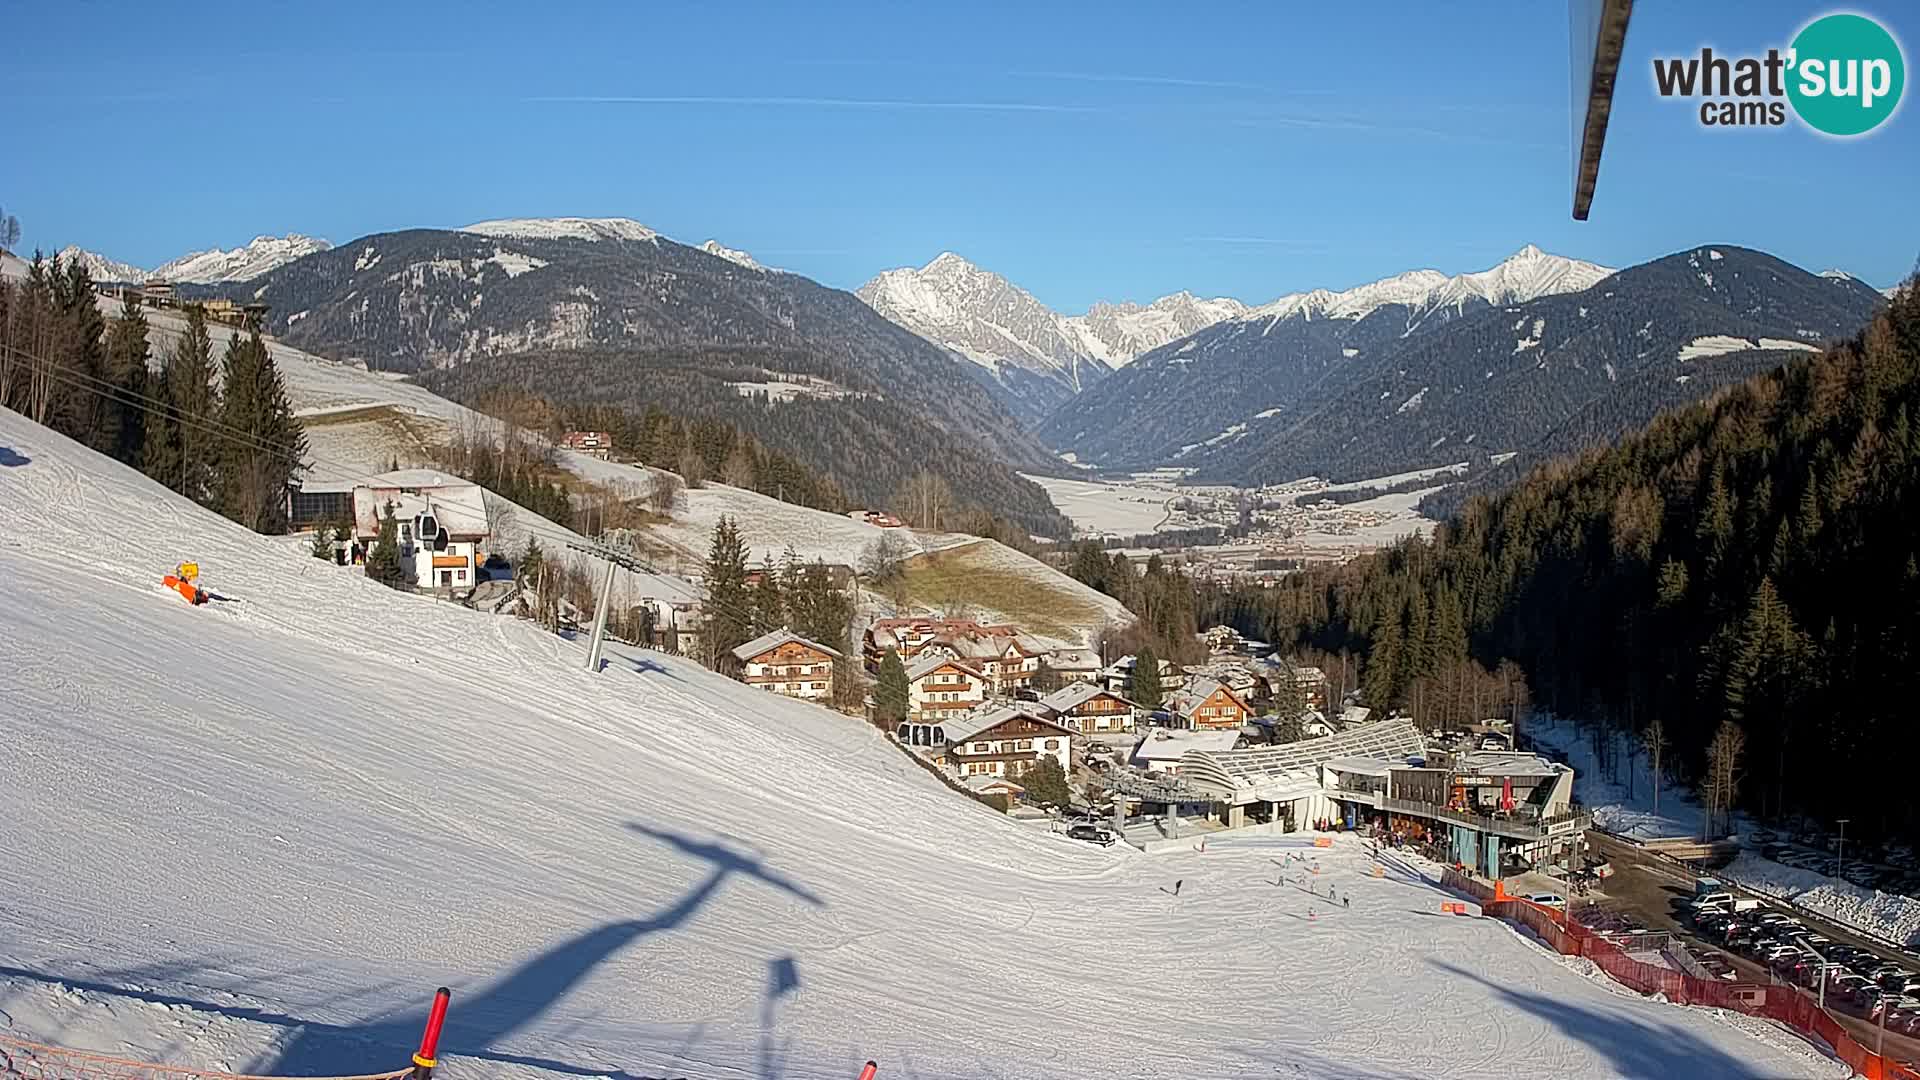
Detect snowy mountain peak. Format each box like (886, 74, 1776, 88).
(153, 234, 332, 283)
(1243, 247, 1612, 326)
(699, 239, 768, 272)
(461, 217, 661, 244)
(56, 246, 148, 284)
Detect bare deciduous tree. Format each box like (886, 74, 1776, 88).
(1701, 718, 1746, 840)
(1642, 714, 1671, 816)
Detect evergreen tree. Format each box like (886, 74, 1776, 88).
(310, 526, 335, 560)
(164, 305, 220, 503)
(54, 258, 110, 453)
(1019, 755, 1071, 807)
(703, 515, 752, 669)
(216, 327, 306, 532)
(364, 502, 408, 589)
(1131, 647, 1163, 710)
(875, 648, 910, 723)
(750, 556, 785, 636)
(103, 295, 151, 467)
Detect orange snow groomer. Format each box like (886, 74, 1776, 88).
(163, 561, 207, 605)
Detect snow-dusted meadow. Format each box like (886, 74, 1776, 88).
(0, 410, 1843, 1079)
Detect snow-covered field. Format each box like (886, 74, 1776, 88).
(1019, 472, 1170, 537)
(0, 409, 1843, 1079)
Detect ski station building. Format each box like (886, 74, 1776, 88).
(1109, 718, 1591, 874)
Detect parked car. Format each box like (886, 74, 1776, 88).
(1524, 893, 1567, 909)
(1065, 824, 1116, 846)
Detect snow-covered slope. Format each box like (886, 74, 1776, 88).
(2, 248, 35, 280)
(154, 235, 331, 283)
(56, 245, 147, 284)
(461, 217, 661, 244)
(0, 419, 1842, 1078)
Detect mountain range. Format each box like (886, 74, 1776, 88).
(856, 252, 1245, 424)
(31, 218, 1899, 514)
(1045, 245, 1885, 491)
(55, 235, 331, 284)
(210, 219, 1071, 534)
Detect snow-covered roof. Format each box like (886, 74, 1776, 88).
(731, 628, 843, 663)
(360, 468, 477, 491)
(1040, 682, 1137, 714)
(352, 482, 489, 540)
(1048, 648, 1100, 671)
(906, 653, 984, 682)
(1131, 728, 1240, 762)
(1454, 750, 1564, 781)
(1324, 755, 1395, 777)
(941, 704, 1072, 746)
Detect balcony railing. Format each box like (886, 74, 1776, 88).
(1379, 797, 1590, 841)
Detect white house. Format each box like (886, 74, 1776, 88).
(940, 704, 1076, 780)
(351, 470, 490, 593)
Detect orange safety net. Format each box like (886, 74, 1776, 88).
(0, 1034, 409, 1080)
(1468, 893, 1920, 1080)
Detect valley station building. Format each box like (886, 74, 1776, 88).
(1109, 718, 1591, 875)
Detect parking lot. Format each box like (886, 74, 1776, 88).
(1585, 830, 1920, 1067)
(1749, 827, 1920, 898)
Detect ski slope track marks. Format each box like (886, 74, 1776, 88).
(0, 409, 1843, 1080)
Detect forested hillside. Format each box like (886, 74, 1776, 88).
(1210, 280, 1920, 837)
(415, 348, 1072, 537)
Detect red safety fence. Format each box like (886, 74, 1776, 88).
(1460, 884, 1920, 1080)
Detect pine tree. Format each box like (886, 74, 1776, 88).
(364, 502, 408, 589)
(53, 258, 110, 452)
(215, 327, 306, 533)
(310, 526, 335, 560)
(1019, 755, 1071, 807)
(1131, 647, 1163, 710)
(164, 305, 219, 503)
(103, 295, 150, 468)
(750, 556, 785, 636)
(703, 515, 752, 669)
(875, 648, 910, 723)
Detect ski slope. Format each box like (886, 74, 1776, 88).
(0, 410, 1844, 1080)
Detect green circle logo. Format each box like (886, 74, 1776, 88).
(1787, 13, 1905, 136)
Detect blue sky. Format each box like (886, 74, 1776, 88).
(3, 1, 1913, 310)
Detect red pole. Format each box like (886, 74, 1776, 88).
(410, 988, 451, 1080)
(857, 1062, 877, 1080)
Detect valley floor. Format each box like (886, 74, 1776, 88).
(0, 409, 1844, 1079)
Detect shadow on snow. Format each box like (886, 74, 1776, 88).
(2, 822, 821, 1080)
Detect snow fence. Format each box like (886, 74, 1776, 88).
(1440, 868, 1920, 1080)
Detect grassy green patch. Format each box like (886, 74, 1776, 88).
(895, 543, 1106, 640)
